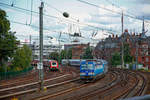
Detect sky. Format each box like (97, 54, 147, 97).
(0, 0, 150, 45)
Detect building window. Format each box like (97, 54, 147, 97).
(146, 57, 149, 62)
(142, 57, 144, 62)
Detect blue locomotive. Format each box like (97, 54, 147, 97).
(80, 59, 108, 82)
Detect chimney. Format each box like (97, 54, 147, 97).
(112, 34, 114, 38)
(109, 35, 111, 38)
(125, 29, 128, 33)
(116, 35, 118, 38)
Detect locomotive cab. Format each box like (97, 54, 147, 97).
(80, 60, 95, 81)
(49, 60, 59, 71)
(80, 59, 107, 82)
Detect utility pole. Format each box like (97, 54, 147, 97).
(33, 41, 36, 60)
(121, 11, 124, 68)
(58, 32, 61, 64)
(59, 32, 62, 54)
(39, 2, 44, 91)
(136, 38, 138, 70)
(29, 35, 31, 45)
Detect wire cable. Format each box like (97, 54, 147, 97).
(0, 2, 118, 33)
(10, 20, 100, 42)
(76, 0, 150, 23)
(44, 2, 63, 14)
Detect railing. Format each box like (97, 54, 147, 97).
(0, 66, 33, 80)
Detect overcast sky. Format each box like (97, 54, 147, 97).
(0, 0, 150, 45)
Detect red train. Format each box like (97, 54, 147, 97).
(31, 59, 59, 71)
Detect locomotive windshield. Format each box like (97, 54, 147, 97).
(87, 64, 94, 70)
(81, 63, 93, 70)
(52, 62, 57, 66)
(81, 64, 87, 70)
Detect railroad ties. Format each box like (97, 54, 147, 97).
(0, 67, 148, 100)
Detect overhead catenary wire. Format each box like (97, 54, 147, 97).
(105, 0, 134, 15)
(76, 0, 150, 24)
(10, 20, 100, 42)
(44, 2, 63, 14)
(0, 2, 118, 34)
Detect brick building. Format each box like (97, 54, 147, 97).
(94, 20, 150, 69)
(64, 43, 89, 59)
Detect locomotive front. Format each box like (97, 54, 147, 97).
(80, 60, 95, 81)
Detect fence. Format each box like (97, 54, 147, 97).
(0, 66, 33, 80)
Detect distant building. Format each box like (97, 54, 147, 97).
(17, 42, 62, 60)
(64, 43, 89, 59)
(94, 19, 150, 69)
(30, 43, 61, 60)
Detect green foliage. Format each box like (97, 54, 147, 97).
(60, 50, 67, 59)
(82, 46, 93, 59)
(11, 45, 32, 71)
(123, 43, 133, 64)
(49, 52, 59, 61)
(111, 43, 134, 67)
(0, 9, 17, 69)
(67, 48, 72, 59)
(111, 52, 121, 66)
(49, 48, 72, 64)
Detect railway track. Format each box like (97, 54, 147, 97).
(118, 71, 147, 99)
(63, 69, 122, 100)
(42, 68, 147, 100)
(0, 71, 38, 88)
(31, 79, 86, 100)
(0, 68, 147, 100)
(0, 69, 65, 89)
(110, 70, 147, 100)
(89, 69, 147, 100)
(30, 71, 116, 100)
(0, 73, 76, 99)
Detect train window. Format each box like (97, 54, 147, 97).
(97, 61, 102, 64)
(87, 64, 94, 69)
(52, 62, 57, 66)
(81, 64, 87, 70)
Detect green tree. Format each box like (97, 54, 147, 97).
(123, 43, 133, 64)
(49, 49, 72, 64)
(11, 45, 32, 71)
(49, 52, 59, 61)
(60, 50, 67, 59)
(60, 48, 72, 60)
(111, 43, 133, 67)
(67, 48, 72, 59)
(0, 9, 17, 71)
(82, 46, 93, 59)
(111, 52, 121, 66)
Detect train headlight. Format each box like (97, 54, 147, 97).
(88, 72, 94, 75)
(80, 73, 86, 75)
